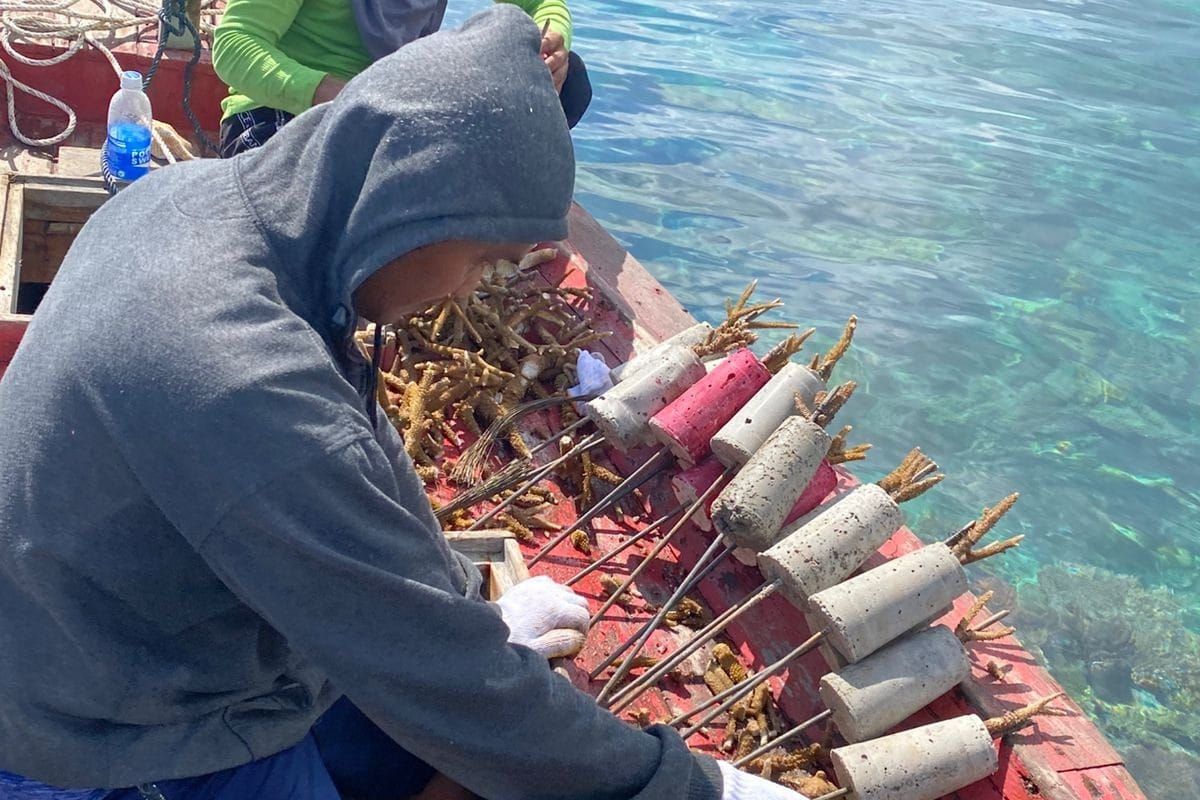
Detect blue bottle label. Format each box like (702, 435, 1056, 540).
(106, 122, 152, 180)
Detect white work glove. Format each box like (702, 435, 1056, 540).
(718, 761, 811, 800)
(496, 575, 590, 659)
(568, 349, 613, 412)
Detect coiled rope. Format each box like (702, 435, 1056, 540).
(0, 0, 218, 155)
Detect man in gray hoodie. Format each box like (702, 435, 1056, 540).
(0, 7, 805, 800)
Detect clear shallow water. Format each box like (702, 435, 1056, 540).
(450, 1, 1200, 793)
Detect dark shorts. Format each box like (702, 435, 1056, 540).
(0, 699, 435, 800)
(218, 108, 296, 159)
(220, 51, 593, 158)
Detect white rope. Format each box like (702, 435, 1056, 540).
(0, 0, 219, 148)
(0, 52, 73, 145)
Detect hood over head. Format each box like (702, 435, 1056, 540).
(234, 4, 575, 333)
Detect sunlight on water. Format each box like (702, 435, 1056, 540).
(447, 1, 1200, 793)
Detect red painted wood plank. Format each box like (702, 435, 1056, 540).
(561, 204, 696, 349)
(0, 316, 28, 379)
(3, 41, 223, 136)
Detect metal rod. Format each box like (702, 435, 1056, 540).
(811, 789, 849, 800)
(529, 446, 672, 566)
(607, 579, 781, 713)
(526, 415, 590, 458)
(467, 433, 603, 530)
(585, 468, 731, 630)
(565, 502, 687, 587)
(595, 518, 736, 704)
(733, 708, 833, 767)
(454, 394, 596, 483)
(942, 520, 975, 548)
(597, 542, 734, 681)
(591, 540, 732, 673)
(972, 608, 1011, 632)
(675, 628, 827, 737)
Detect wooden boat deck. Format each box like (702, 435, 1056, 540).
(0, 26, 1147, 800)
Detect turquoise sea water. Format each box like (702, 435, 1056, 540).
(453, 1, 1200, 793)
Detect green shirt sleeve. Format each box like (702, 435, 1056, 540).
(498, 0, 573, 51)
(212, 0, 328, 116)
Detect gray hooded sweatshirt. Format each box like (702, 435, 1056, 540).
(0, 7, 720, 799)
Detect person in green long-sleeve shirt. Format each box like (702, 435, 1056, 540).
(213, 0, 591, 158)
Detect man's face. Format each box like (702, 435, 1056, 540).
(353, 240, 532, 322)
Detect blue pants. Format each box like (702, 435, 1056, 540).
(0, 699, 435, 800)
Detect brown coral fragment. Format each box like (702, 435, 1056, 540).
(826, 425, 872, 465)
(712, 643, 749, 683)
(735, 719, 761, 759)
(704, 664, 736, 697)
(696, 281, 799, 359)
(613, 654, 659, 671)
(956, 592, 1017, 642)
(762, 329, 817, 373)
(748, 683, 771, 716)
(952, 493, 1023, 564)
(957, 591, 993, 633)
(986, 660, 1011, 681)
(876, 447, 943, 502)
(778, 769, 838, 797)
(960, 535, 1025, 565)
(722, 703, 750, 752)
(815, 315, 857, 381)
(890, 473, 945, 503)
(806, 381, 856, 429)
(751, 742, 827, 775)
(985, 692, 1069, 737)
(665, 596, 710, 630)
(569, 528, 592, 555)
(591, 464, 625, 487)
(496, 512, 535, 544)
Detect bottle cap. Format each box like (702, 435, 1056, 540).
(120, 71, 143, 91)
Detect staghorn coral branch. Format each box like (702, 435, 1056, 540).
(985, 693, 1069, 737)
(827, 425, 872, 465)
(762, 329, 817, 373)
(793, 391, 814, 418)
(956, 595, 1017, 642)
(959, 534, 1025, 565)
(957, 591, 994, 633)
(891, 473, 945, 503)
(807, 381, 857, 429)
(748, 320, 801, 330)
(961, 623, 1017, 642)
(877, 447, 944, 502)
(953, 493, 1020, 555)
(727, 280, 758, 317)
(877, 448, 924, 493)
(816, 315, 857, 381)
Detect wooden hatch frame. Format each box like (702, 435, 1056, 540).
(444, 529, 531, 600)
(0, 172, 109, 318)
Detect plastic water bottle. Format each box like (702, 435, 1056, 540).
(105, 71, 152, 182)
